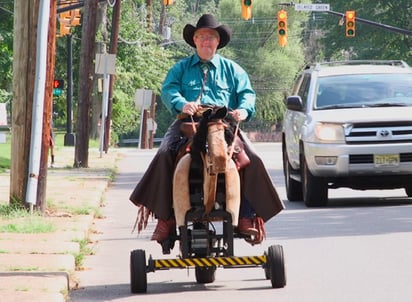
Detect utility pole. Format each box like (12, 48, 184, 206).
(74, 0, 99, 168)
(37, 0, 57, 212)
(10, 0, 37, 205)
(104, 0, 121, 152)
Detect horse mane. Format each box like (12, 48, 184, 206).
(190, 106, 231, 165)
(190, 108, 212, 165)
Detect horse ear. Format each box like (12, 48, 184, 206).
(202, 108, 213, 119)
(214, 106, 228, 119)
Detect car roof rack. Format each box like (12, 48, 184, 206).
(303, 60, 409, 71)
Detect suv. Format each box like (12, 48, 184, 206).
(282, 60, 412, 206)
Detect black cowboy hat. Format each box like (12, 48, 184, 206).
(183, 14, 232, 49)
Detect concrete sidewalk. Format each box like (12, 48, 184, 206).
(0, 147, 121, 302)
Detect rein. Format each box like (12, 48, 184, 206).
(228, 121, 240, 160)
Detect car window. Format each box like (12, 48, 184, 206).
(297, 73, 311, 109)
(315, 73, 412, 109)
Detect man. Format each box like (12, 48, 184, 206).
(130, 14, 284, 245)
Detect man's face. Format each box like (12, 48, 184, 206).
(193, 28, 220, 61)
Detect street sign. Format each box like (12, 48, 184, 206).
(295, 3, 330, 11)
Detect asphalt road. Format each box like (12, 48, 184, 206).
(69, 143, 412, 302)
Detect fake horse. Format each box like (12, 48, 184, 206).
(173, 106, 241, 231)
(129, 106, 287, 291)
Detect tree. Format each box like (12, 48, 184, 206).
(74, 0, 99, 168)
(318, 0, 412, 64)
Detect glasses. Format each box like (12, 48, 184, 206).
(194, 34, 218, 42)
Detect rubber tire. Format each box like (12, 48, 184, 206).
(195, 266, 216, 284)
(283, 146, 303, 201)
(130, 249, 147, 293)
(405, 186, 412, 197)
(264, 252, 270, 280)
(302, 156, 328, 207)
(267, 244, 286, 288)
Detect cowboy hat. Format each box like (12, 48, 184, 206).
(183, 14, 232, 49)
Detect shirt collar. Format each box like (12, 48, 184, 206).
(191, 53, 220, 70)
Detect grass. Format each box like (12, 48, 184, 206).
(0, 134, 11, 173)
(0, 217, 55, 233)
(72, 238, 94, 270)
(0, 203, 56, 233)
(0, 131, 100, 172)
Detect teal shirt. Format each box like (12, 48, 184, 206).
(161, 53, 256, 120)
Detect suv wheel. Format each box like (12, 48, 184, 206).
(282, 146, 303, 201)
(302, 156, 328, 207)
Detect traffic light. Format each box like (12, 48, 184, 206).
(71, 9, 81, 26)
(163, 0, 173, 5)
(241, 0, 252, 20)
(277, 9, 288, 47)
(53, 79, 64, 96)
(345, 10, 356, 37)
(58, 5, 81, 36)
(59, 22, 71, 36)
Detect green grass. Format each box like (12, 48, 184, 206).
(0, 216, 56, 233)
(0, 203, 28, 217)
(0, 131, 99, 172)
(0, 134, 11, 173)
(72, 238, 94, 270)
(0, 203, 56, 233)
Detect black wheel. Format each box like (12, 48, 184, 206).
(130, 249, 147, 293)
(302, 156, 328, 207)
(263, 251, 270, 280)
(195, 266, 216, 284)
(267, 244, 286, 288)
(283, 145, 303, 201)
(405, 186, 412, 197)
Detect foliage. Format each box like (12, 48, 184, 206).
(215, 0, 307, 124)
(104, 0, 177, 139)
(0, 1, 13, 99)
(317, 0, 412, 64)
(2, 0, 411, 141)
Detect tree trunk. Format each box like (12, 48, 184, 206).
(74, 0, 98, 168)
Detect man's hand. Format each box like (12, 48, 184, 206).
(182, 102, 202, 115)
(229, 109, 248, 122)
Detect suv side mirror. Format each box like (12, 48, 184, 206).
(286, 96, 303, 111)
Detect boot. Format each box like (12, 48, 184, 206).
(236, 217, 258, 237)
(151, 218, 176, 242)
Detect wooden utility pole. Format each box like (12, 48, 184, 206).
(74, 0, 98, 168)
(37, 0, 57, 212)
(104, 0, 121, 152)
(10, 0, 38, 205)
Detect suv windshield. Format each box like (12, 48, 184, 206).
(315, 73, 412, 109)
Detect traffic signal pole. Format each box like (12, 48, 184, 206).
(326, 10, 412, 36)
(64, 33, 75, 146)
(279, 2, 412, 36)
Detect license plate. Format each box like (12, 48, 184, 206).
(374, 154, 400, 167)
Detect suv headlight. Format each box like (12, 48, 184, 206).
(312, 123, 345, 143)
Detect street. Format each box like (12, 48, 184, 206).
(70, 142, 412, 302)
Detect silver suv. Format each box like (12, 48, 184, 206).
(282, 60, 412, 206)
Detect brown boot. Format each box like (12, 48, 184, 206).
(246, 216, 266, 245)
(236, 217, 259, 237)
(151, 218, 176, 242)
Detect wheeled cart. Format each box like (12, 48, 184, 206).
(130, 209, 286, 293)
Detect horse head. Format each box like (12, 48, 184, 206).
(173, 106, 241, 226)
(191, 106, 230, 175)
